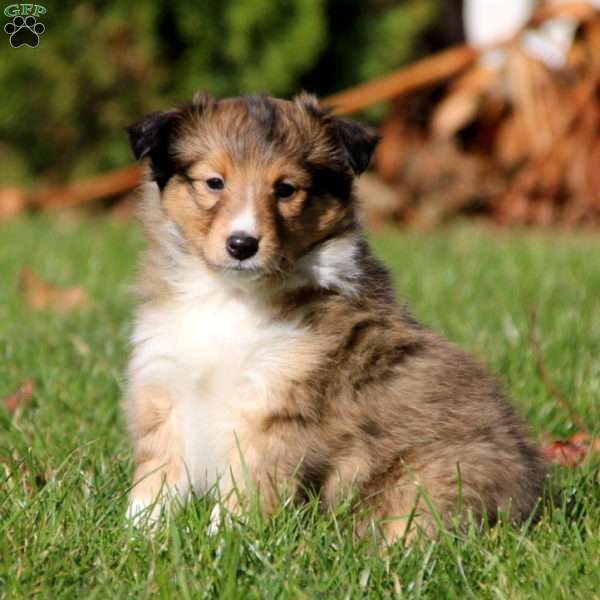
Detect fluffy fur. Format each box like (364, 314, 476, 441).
(124, 93, 544, 543)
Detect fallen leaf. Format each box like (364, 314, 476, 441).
(19, 267, 88, 311)
(0, 186, 28, 221)
(3, 379, 34, 414)
(541, 432, 599, 467)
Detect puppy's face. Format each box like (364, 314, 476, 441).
(127, 94, 378, 278)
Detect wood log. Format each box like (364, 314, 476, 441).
(321, 45, 478, 115)
(33, 164, 142, 209)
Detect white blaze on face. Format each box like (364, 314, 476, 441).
(230, 205, 259, 237)
(229, 186, 260, 238)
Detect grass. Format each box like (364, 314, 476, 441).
(1, 215, 599, 599)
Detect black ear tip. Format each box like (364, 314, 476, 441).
(125, 120, 145, 160)
(125, 111, 174, 161)
(126, 121, 150, 160)
(336, 119, 380, 174)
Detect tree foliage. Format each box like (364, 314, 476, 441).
(0, 0, 435, 184)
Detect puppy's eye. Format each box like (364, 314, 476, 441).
(206, 177, 225, 191)
(274, 182, 296, 199)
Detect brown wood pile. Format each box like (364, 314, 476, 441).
(370, 6, 600, 228)
(1, 3, 598, 228)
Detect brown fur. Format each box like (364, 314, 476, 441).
(124, 93, 544, 543)
(127, 385, 184, 516)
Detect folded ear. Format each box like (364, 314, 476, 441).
(126, 110, 176, 161)
(293, 92, 380, 175)
(126, 111, 180, 187)
(332, 117, 380, 175)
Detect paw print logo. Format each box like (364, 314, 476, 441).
(4, 15, 45, 48)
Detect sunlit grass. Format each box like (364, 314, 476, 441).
(1, 216, 598, 598)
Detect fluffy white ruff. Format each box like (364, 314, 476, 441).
(287, 235, 362, 297)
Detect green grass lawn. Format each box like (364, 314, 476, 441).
(1, 216, 599, 599)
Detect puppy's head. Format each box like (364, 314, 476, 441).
(127, 93, 379, 279)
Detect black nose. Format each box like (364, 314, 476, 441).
(226, 234, 259, 260)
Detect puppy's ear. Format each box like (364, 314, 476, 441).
(332, 118, 380, 175)
(126, 111, 176, 161)
(293, 91, 321, 114)
(126, 111, 180, 188)
(293, 92, 380, 175)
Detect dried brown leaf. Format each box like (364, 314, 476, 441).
(19, 267, 89, 311)
(0, 186, 28, 221)
(541, 432, 600, 467)
(3, 379, 34, 414)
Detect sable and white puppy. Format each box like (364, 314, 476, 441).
(124, 93, 544, 542)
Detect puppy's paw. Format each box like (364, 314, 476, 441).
(126, 497, 160, 528)
(207, 504, 223, 536)
(207, 503, 236, 536)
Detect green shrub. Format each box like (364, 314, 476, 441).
(0, 0, 435, 184)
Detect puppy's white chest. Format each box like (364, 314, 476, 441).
(129, 290, 309, 492)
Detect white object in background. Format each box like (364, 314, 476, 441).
(522, 0, 600, 69)
(522, 19, 577, 69)
(464, 0, 600, 70)
(463, 0, 535, 47)
(463, 0, 536, 68)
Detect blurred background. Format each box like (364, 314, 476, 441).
(1, 0, 599, 228)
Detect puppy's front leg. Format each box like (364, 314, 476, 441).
(208, 430, 292, 534)
(126, 384, 188, 524)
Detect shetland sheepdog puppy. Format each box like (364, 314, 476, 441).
(124, 93, 544, 543)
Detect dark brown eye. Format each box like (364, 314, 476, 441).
(274, 182, 296, 199)
(206, 177, 224, 191)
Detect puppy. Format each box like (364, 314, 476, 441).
(124, 92, 544, 542)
